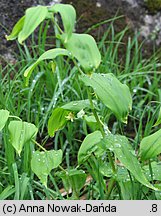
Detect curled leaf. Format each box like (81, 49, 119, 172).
(24, 48, 70, 86)
(18, 6, 48, 44)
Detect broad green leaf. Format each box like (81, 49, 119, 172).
(61, 100, 91, 111)
(153, 107, 161, 126)
(0, 110, 10, 131)
(119, 181, 140, 200)
(31, 149, 62, 187)
(143, 162, 161, 181)
(78, 131, 103, 164)
(84, 115, 100, 131)
(101, 134, 157, 190)
(18, 6, 48, 44)
(8, 121, 38, 155)
(51, 4, 76, 41)
(140, 129, 161, 161)
(61, 33, 101, 71)
(80, 73, 132, 123)
(24, 48, 69, 85)
(57, 169, 86, 197)
(99, 163, 113, 177)
(48, 107, 70, 137)
(6, 16, 25, 40)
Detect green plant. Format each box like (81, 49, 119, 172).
(1, 3, 161, 200)
(144, 0, 161, 13)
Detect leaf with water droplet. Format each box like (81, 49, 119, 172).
(0, 109, 10, 131)
(31, 149, 62, 187)
(60, 33, 101, 71)
(8, 121, 38, 155)
(61, 99, 92, 111)
(101, 134, 158, 191)
(143, 161, 161, 181)
(80, 73, 132, 123)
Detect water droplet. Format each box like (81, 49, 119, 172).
(115, 143, 121, 148)
(101, 74, 106, 77)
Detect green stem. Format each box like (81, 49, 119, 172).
(87, 89, 104, 135)
(87, 88, 117, 199)
(51, 16, 64, 35)
(87, 88, 116, 174)
(32, 139, 47, 152)
(9, 115, 21, 121)
(58, 165, 66, 172)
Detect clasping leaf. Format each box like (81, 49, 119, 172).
(61, 33, 101, 71)
(80, 73, 132, 123)
(31, 149, 63, 187)
(24, 48, 70, 85)
(50, 4, 76, 41)
(8, 121, 38, 156)
(78, 131, 103, 164)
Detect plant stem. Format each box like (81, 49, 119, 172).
(87, 87, 117, 199)
(87, 89, 104, 135)
(9, 115, 21, 121)
(87, 88, 116, 174)
(51, 16, 64, 35)
(58, 165, 66, 172)
(32, 139, 47, 152)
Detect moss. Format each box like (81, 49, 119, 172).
(145, 0, 161, 13)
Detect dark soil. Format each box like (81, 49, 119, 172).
(0, 0, 51, 56)
(0, 0, 160, 62)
